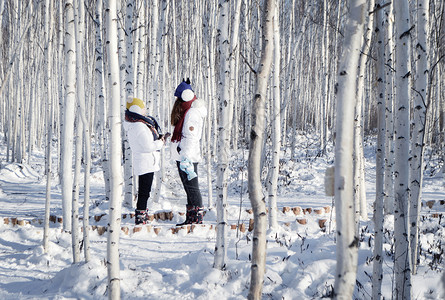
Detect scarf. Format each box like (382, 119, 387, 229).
(171, 96, 197, 142)
(125, 110, 161, 140)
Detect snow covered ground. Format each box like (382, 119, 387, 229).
(0, 135, 444, 299)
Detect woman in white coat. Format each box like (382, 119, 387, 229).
(170, 79, 207, 226)
(124, 97, 167, 225)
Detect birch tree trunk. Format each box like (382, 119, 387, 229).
(72, 115, 82, 263)
(106, 0, 123, 298)
(248, 0, 274, 298)
(372, 2, 387, 298)
(393, 0, 413, 297)
(43, 0, 53, 253)
(61, 0, 77, 232)
(121, 0, 133, 209)
(94, 0, 110, 203)
(267, 0, 280, 230)
(384, 3, 395, 216)
(214, 0, 230, 271)
(410, 0, 429, 275)
(74, 0, 91, 262)
(333, 0, 365, 298)
(354, 0, 374, 223)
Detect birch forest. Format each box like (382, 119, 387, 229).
(0, 0, 444, 299)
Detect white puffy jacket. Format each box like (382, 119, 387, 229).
(170, 99, 207, 163)
(123, 121, 164, 175)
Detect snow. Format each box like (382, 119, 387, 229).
(0, 135, 444, 299)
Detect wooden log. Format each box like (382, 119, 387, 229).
(296, 218, 307, 225)
(97, 226, 106, 235)
(248, 219, 254, 232)
(165, 211, 174, 220)
(318, 219, 327, 228)
(314, 208, 324, 215)
(94, 214, 106, 222)
(426, 200, 435, 209)
(282, 206, 291, 213)
(121, 226, 129, 235)
(239, 223, 246, 233)
(292, 207, 302, 215)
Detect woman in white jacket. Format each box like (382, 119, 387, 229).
(124, 97, 167, 225)
(170, 79, 207, 226)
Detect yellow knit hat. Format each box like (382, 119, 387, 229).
(126, 97, 145, 114)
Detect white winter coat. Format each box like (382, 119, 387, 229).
(123, 121, 164, 175)
(170, 99, 207, 163)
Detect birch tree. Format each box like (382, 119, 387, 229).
(214, 0, 230, 271)
(94, 0, 110, 203)
(333, 0, 366, 298)
(43, 0, 53, 253)
(353, 0, 374, 223)
(393, 0, 413, 297)
(74, 0, 91, 262)
(105, 0, 123, 298)
(410, 0, 429, 275)
(248, 0, 274, 298)
(61, 0, 77, 232)
(372, 2, 387, 297)
(384, 3, 395, 216)
(267, 0, 280, 230)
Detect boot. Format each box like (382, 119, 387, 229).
(194, 207, 204, 224)
(135, 209, 148, 225)
(176, 205, 194, 226)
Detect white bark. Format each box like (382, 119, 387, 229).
(267, 0, 280, 230)
(354, 0, 374, 223)
(95, 0, 110, 202)
(61, 0, 77, 232)
(43, 0, 53, 253)
(120, 0, 133, 209)
(106, 0, 123, 298)
(214, 0, 230, 271)
(333, 0, 365, 298)
(384, 4, 395, 216)
(372, 3, 386, 298)
(74, 0, 91, 262)
(393, 0, 413, 297)
(72, 115, 82, 263)
(248, 0, 274, 299)
(410, 0, 429, 275)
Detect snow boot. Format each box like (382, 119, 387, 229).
(135, 209, 149, 225)
(193, 206, 204, 224)
(176, 205, 194, 226)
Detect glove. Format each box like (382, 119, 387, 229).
(179, 158, 197, 181)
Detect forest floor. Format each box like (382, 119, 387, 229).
(0, 134, 444, 299)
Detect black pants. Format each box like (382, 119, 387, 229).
(136, 172, 154, 210)
(177, 161, 203, 207)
